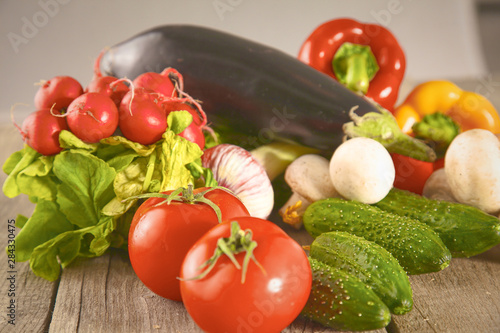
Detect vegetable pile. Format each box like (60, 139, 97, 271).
(4, 62, 221, 281)
(4, 17, 500, 333)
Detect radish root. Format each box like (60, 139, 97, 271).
(10, 103, 30, 140)
(111, 77, 135, 116)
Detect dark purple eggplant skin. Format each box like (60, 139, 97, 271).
(100, 25, 379, 151)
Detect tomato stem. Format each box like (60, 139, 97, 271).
(180, 221, 266, 283)
(122, 185, 240, 224)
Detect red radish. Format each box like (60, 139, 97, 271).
(132, 68, 178, 98)
(162, 98, 206, 149)
(66, 92, 119, 143)
(161, 98, 205, 127)
(86, 76, 129, 106)
(34, 76, 84, 111)
(119, 88, 167, 145)
(177, 123, 205, 150)
(17, 109, 69, 156)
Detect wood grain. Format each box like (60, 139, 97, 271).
(0, 125, 58, 333)
(392, 246, 500, 333)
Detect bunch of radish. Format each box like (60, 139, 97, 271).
(14, 54, 208, 156)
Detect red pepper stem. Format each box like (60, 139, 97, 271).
(345, 54, 371, 94)
(333, 42, 379, 95)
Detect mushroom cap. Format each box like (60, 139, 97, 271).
(285, 154, 340, 202)
(329, 137, 395, 204)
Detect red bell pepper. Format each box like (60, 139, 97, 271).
(391, 153, 436, 195)
(298, 18, 406, 111)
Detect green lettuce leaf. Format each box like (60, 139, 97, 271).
(167, 110, 193, 134)
(100, 135, 156, 156)
(3, 145, 41, 198)
(2, 149, 24, 175)
(160, 130, 203, 191)
(13, 200, 74, 262)
(59, 130, 98, 152)
(113, 154, 158, 200)
(53, 150, 116, 229)
(2, 145, 57, 202)
(29, 215, 115, 281)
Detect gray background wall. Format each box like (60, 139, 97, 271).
(1, 0, 499, 123)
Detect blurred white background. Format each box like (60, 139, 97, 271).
(1, 0, 499, 123)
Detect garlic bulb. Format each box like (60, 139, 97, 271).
(202, 144, 274, 219)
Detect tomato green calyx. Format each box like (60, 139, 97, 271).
(124, 185, 238, 223)
(181, 221, 266, 283)
(333, 42, 379, 95)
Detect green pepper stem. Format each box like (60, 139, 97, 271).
(345, 53, 370, 94)
(333, 42, 379, 95)
(411, 113, 461, 158)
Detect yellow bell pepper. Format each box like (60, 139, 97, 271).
(394, 80, 500, 134)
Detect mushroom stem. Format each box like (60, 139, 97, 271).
(279, 154, 341, 229)
(279, 193, 311, 229)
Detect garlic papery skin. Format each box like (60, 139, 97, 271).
(202, 144, 274, 219)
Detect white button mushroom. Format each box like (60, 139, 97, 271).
(279, 154, 341, 228)
(444, 129, 500, 215)
(329, 137, 395, 204)
(422, 168, 457, 202)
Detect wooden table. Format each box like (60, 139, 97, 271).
(0, 119, 499, 333)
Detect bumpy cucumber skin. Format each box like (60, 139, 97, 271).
(375, 188, 500, 258)
(302, 258, 391, 331)
(310, 231, 413, 315)
(303, 198, 452, 275)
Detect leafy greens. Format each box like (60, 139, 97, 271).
(3, 111, 217, 281)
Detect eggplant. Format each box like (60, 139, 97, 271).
(100, 25, 379, 152)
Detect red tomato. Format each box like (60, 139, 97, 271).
(128, 187, 250, 302)
(391, 153, 435, 195)
(180, 217, 312, 333)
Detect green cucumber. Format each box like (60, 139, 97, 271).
(310, 231, 413, 315)
(375, 188, 500, 258)
(302, 258, 391, 331)
(303, 198, 452, 275)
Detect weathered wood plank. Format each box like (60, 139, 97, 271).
(48, 254, 110, 332)
(106, 249, 203, 333)
(0, 124, 58, 333)
(49, 247, 387, 333)
(391, 244, 500, 332)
